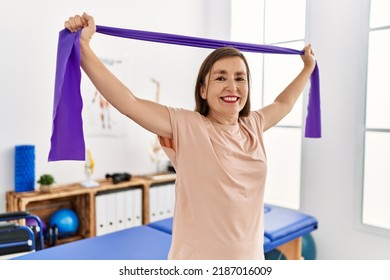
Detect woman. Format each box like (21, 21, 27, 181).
(65, 12, 316, 260)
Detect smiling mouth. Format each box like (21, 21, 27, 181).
(221, 96, 239, 103)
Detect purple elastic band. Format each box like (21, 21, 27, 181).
(48, 26, 321, 161)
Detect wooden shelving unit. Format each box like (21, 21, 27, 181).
(6, 173, 176, 247)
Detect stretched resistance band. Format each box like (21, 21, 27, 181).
(48, 26, 321, 161)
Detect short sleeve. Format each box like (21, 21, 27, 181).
(158, 107, 202, 167)
(240, 111, 266, 138)
(158, 106, 178, 168)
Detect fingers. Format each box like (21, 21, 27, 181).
(82, 12, 94, 27)
(64, 13, 92, 32)
(308, 44, 315, 56)
(303, 44, 314, 56)
(303, 44, 315, 61)
(64, 15, 83, 32)
(301, 44, 316, 70)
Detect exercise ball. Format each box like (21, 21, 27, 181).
(301, 233, 316, 260)
(26, 217, 47, 234)
(49, 208, 79, 238)
(265, 249, 287, 260)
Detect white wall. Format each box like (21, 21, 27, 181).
(302, 0, 390, 259)
(1, 0, 389, 260)
(0, 0, 230, 209)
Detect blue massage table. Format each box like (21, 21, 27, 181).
(12, 204, 317, 260)
(148, 204, 318, 260)
(12, 226, 172, 260)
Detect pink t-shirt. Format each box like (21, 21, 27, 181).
(159, 107, 267, 260)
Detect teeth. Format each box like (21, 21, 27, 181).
(222, 97, 238, 102)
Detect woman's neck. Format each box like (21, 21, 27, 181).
(206, 113, 238, 125)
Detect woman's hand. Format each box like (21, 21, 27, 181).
(64, 12, 96, 45)
(301, 44, 316, 72)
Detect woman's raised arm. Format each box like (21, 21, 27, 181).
(65, 13, 173, 139)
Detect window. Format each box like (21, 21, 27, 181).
(362, 0, 390, 231)
(231, 0, 307, 209)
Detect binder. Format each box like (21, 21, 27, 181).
(167, 183, 175, 218)
(105, 192, 117, 234)
(157, 186, 165, 220)
(133, 188, 142, 226)
(95, 194, 107, 236)
(149, 186, 158, 222)
(124, 189, 134, 228)
(149, 183, 176, 222)
(162, 184, 171, 219)
(115, 191, 126, 231)
(95, 186, 144, 235)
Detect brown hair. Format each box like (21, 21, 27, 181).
(194, 46, 251, 117)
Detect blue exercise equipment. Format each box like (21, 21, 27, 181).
(49, 208, 79, 238)
(301, 233, 316, 260)
(14, 145, 35, 192)
(265, 249, 287, 260)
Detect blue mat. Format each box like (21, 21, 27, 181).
(148, 204, 318, 253)
(12, 226, 171, 260)
(12, 204, 317, 259)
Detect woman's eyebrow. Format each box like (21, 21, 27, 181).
(211, 69, 228, 75)
(211, 69, 246, 75)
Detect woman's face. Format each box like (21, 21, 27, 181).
(201, 56, 249, 121)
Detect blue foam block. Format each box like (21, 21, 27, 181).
(14, 145, 35, 192)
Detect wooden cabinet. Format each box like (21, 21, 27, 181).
(6, 173, 176, 247)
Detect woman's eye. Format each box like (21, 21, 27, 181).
(236, 77, 246, 82)
(215, 76, 226, 81)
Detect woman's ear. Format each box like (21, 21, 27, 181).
(200, 86, 207, 99)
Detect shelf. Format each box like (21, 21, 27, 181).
(6, 173, 176, 247)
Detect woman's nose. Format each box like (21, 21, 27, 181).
(226, 78, 237, 91)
